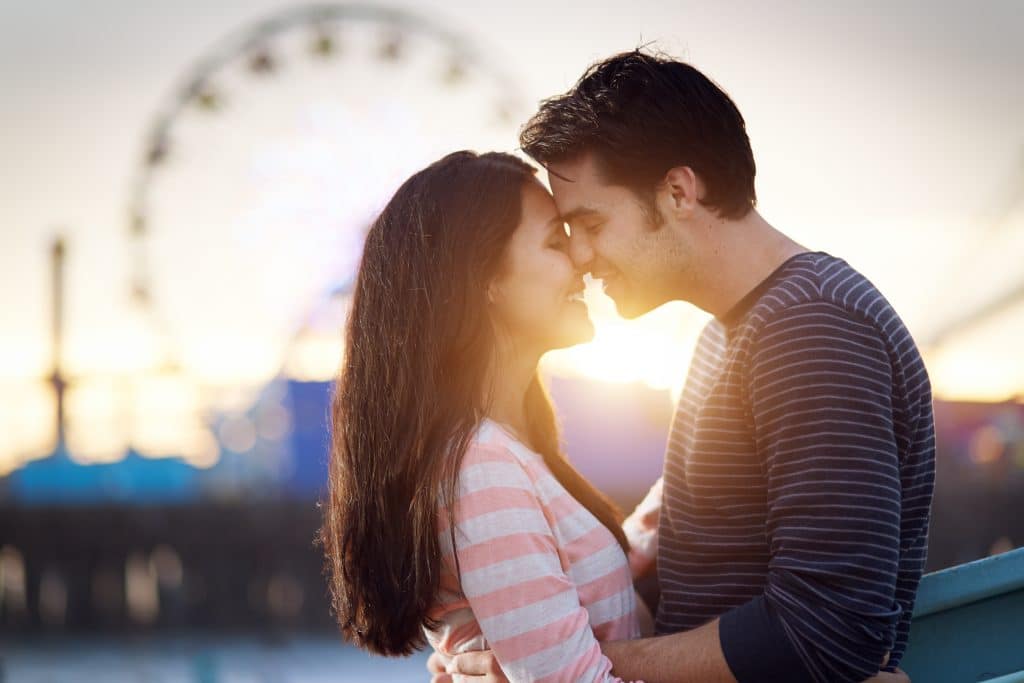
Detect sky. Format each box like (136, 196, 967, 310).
(1, 0, 1022, 467)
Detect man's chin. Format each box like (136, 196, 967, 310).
(611, 295, 654, 320)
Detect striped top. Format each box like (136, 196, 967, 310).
(425, 420, 642, 682)
(657, 252, 935, 683)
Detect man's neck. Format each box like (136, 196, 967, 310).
(688, 209, 809, 319)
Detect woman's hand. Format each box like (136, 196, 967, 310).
(427, 651, 446, 678)
(427, 650, 507, 683)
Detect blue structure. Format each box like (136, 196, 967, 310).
(903, 547, 1024, 681)
(1, 379, 332, 506)
(7, 447, 197, 505)
(282, 380, 332, 499)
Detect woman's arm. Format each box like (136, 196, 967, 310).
(445, 442, 637, 683)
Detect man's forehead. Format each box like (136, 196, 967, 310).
(546, 154, 600, 184)
(546, 161, 608, 220)
(549, 190, 598, 222)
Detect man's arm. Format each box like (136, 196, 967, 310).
(427, 619, 735, 683)
(721, 301, 903, 682)
(606, 303, 906, 683)
(432, 629, 909, 683)
(599, 618, 736, 683)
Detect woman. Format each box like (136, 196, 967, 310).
(320, 151, 654, 681)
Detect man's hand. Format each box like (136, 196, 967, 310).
(427, 650, 506, 683)
(861, 651, 908, 683)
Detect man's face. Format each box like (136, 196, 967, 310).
(548, 153, 684, 319)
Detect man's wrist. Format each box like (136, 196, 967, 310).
(719, 597, 812, 683)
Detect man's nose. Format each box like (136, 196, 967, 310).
(568, 231, 595, 270)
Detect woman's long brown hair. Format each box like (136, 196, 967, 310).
(320, 151, 629, 656)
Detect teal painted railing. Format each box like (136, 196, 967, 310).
(902, 547, 1024, 682)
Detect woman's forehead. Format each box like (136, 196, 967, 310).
(520, 181, 560, 227)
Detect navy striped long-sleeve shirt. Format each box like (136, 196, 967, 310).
(656, 251, 935, 683)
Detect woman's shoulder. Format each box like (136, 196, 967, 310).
(457, 420, 545, 492)
(464, 419, 539, 466)
(441, 422, 551, 538)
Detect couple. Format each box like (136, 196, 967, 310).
(321, 51, 935, 683)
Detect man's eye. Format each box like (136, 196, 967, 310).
(586, 223, 604, 234)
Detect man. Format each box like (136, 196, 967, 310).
(432, 50, 935, 682)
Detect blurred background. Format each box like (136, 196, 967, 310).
(1, 0, 1022, 680)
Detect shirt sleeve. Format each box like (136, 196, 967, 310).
(622, 477, 662, 579)
(448, 442, 638, 683)
(718, 301, 903, 683)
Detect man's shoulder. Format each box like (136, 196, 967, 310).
(736, 253, 931, 400)
(745, 252, 904, 343)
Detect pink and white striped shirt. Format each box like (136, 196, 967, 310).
(425, 420, 652, 683)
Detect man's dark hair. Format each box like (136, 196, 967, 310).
(520, 50, 756, 220)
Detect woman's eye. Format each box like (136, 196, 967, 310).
(548, 231, 569, 249)
(586, 223, 603, 234)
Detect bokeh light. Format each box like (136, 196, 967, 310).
(968, 424, 1007, 465)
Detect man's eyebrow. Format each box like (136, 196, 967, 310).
(559, 207, 602, 224)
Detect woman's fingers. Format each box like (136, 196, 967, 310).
(427, 651, 447, 674)
(447, 650, 508, 682)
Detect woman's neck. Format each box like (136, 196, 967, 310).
(486, 337, 540, 443)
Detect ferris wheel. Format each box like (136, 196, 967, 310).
(116, 3, 528, 462)
(127, 8, 527, 388)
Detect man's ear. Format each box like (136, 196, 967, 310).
(660, 166, 704, 217)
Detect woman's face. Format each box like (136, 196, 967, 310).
(488, 180, 594, 354)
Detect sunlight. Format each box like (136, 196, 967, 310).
(4, 254, 1020, 474)
(543, 282, 710, 405)
(283, 332, 344, 382)
(65, 377, 129, 464)
(0, 380, 55, 475)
